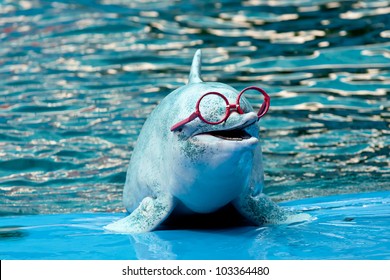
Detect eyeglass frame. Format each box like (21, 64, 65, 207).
(170, 86, 270, 132)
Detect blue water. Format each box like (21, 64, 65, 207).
(0, 0, 389, 259)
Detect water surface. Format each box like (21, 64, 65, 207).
(0, 0, 389, 259)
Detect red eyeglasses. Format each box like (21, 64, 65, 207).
(170, 86, 270, 131)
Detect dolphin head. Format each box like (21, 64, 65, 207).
(167, 50, 260, 160)
(171, 82, 259, 157)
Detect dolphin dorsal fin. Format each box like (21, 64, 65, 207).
(188, 49, 203, 84)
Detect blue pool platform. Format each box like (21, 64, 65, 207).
(1, 191, 389, 260)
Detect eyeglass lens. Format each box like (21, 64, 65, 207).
(239, 88, 263, 113)
(198, 94, 228, 124)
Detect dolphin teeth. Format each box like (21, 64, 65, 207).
(206, 129, 251, 141)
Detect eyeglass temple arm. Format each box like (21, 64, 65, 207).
(257, 91, 270, 119)
(170, 112, 199, 131)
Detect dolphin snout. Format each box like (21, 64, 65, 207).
(230, 111, 257, 128)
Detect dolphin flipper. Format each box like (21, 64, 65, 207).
(104, 195, 175, 233)
(233, 193, 310, 225)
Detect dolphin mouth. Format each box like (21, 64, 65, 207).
(202, 128, 252, 141)
(191, 117, 259, 145)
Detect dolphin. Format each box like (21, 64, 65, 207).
(104, 50, 309, 233)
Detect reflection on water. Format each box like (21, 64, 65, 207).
(0, 0, 389, 215)
(0, 226, 28, 240)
